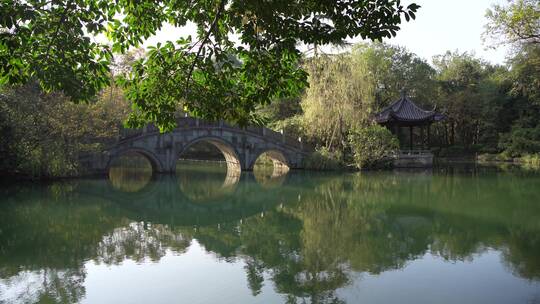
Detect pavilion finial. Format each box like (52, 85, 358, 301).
(400, 88, 407, 98)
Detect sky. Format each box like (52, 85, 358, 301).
(144, 0, 510, 65)
(379, 0, 510, 65)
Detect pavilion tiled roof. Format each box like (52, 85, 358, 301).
(375, 94, 445, 124)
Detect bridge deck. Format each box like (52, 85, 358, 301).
(119, 117, 306, 151)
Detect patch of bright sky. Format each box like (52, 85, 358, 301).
(380, 0, 510, 65)
(141, 0, 510, 65)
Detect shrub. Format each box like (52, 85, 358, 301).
(498, 125, 540, 157)
(0, 83, 128, 178)
(348, 125, 399, 169)
(520, 153, 540, 169)
(304, 147, 343, 170)
(477, 153, 512, 162)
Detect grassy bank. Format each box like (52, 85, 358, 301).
(477, 153, 540, 170)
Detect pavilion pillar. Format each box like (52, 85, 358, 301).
(394, 124, 400, 147)
(427, 125, 431, 147)
(420, 126, 425, 149)
(409, 126, 413, 151)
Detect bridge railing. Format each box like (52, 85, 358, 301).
(119, 128, 143, 140)
(118, 117, 307, 151)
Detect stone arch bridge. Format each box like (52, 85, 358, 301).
(80, 117, 311, 174)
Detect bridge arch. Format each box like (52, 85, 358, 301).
(250, 149, 290, 186)
(250, 149, 290, 171)
(107, 148, 164, 173)
(178, 136, 242, 172)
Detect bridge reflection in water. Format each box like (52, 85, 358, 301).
(108, 150, 290, 198)
(176, 161, 240, 202)
(108, 152, 154, 192)
(99, 161, 294, 228)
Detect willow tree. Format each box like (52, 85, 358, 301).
(300, 43, 435, 152)
(352, 42, 437, 108)
(1, 0, 419, 131)
(301, 54, 375, 151)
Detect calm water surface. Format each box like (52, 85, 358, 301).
(1, 163, 540, 303)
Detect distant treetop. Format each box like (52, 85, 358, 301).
(483, 0, 540, 47)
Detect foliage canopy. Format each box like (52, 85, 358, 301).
(1, 0, 419, 131)
(483, 0, 540, 46)
(296, 43, 434, 154)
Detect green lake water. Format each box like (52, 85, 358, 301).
(1, 162, 540, 303)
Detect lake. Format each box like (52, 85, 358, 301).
(1, 162, 539, 304)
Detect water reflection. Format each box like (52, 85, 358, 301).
(108, 153, 153, 192)
(176, 161, 240, 202)
(252, 152, 290, 189)
(253, 165, 288, 189)
(1, 168, 540, 303)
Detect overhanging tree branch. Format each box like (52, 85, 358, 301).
(184, 0, 226, 98)
(44, 0, 74, 62)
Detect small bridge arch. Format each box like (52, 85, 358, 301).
(107, 148, 165, 173)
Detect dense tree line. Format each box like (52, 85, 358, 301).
(0, 51, 144, 178)
(261, 42, 538, 168)
(2, 45, 538, 175)
(0, 0, 538, 176)
(0, 82, 129, 178)
(261, 0, 540, 168)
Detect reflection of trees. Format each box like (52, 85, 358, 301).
(108, 167, 153, 192)
(96, 222, 191, 264)
(0, 190, 193, 304)
(0, 268, 86, 304)
(0, 183, 121, 304)
(0, 189, 120, 273)
(288, 174, 430, 274)
(1, 170, 540, 303)
(502, 229, 540, 280)
(192, 171, 540, 301)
